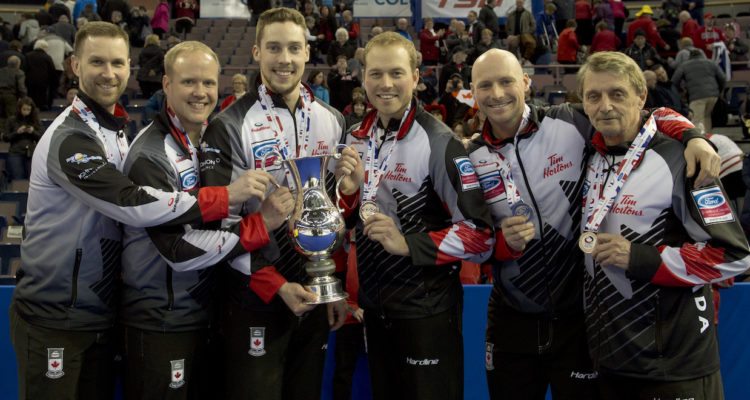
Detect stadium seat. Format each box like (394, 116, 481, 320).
(724, 81, 749, 117)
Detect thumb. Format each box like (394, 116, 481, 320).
(298, 287, 319, 303)
(685, 152, 696, 178)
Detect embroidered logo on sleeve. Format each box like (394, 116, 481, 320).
(485, 342, 495, 371)
(179, 166, 198, 191)
(454, 157, 480, 191)
(248, 327, 266, 357)
(46, 348, 64, 379)
(66, 153, 103, 164)
(691, 186, 735, 225)
(169, 359, 185, 389)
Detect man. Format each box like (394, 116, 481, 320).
(9, 22, 262, 400)
(395, 18, 412, 41)
(445, 20, 471, 56)
(199, 8, 352, 399)
(341, 10, 360, 42)
(626, 5, 668, 51)
(479, 0, 500, 38)
(653, 64, 686, 115)
(506, 0, 536, 37)
(466, 48, 718, 400)
(24, 40, 57, 111)
(724, 24, 749, 67)
(624, 30, 663, 70)
(341, 31, 494, 400)
(679, 10, 699, 41)
(669, 36, 697, 69)
(118, 41, 286, 399)
(673, 49, 726, 132)
(467, 10, 486, 45)
(695, 13, 725, 58)
(0, 55, 26, 126)
(578, 50, 749, 399)
(439, 46, 471, 95)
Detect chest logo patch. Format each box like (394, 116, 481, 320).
(454, 157, 480, 191)
(691, 186, 735, 225)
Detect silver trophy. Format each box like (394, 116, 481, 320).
(262, 145, 348, 304)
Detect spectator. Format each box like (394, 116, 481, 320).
(695, 13, 725, 58)
(679, 10, 699, 41)
(24, 40, 57, 110)
(554, 0, 575, 34)
(395, 18, 412, 41)
(65, 86, 77, 105)
(99, 0, 131, 25)
(344, 99, 366, 127)
(0, 40, 25, 69)
(328, 55, 360, 110)
(661, 0, 682, 25)
(175, 0, 199, 38)
(627, 5, 668, 50)
(652, 63, 686, 115)
(110, 10, 127, 31)
(610, 0, 626, 35)
(444, 21, 472, 58)
(48, 0, 72, 23)
(220, 73, 248, 111)
(592, 0, 614, 32)
(419, 18, 445, 66)
(347, 47, 364, 80)
(724, 24, 749, 67)
(556, 19, 580, 67)
(316, 6, 337, 54)
(416, 76, 438, 105)
(74, 0, 99, 24)
(341, 10, 359, 42)
(424, 103, 447, 122)
(473, 28, 502, 62)
(0, 56, 27, 127)
(151, 0, 170, 38)
(670, 36, 697, 69)
(341, 86, 365, 116)
(301, 0, 318, 21)
(3, 97, 42, 180)
(682, 0, 704, 26)
(40, 31, 73, 102)
(575, 0, 593, 45)
(368, 25, 383, 41)
(48, 14, 76, 45)
(137, 34, 165, 99)
(439, 47, 471, 94)
(305, 15, 324, 64)
(467, 10, 485, 45)
(128, 6, 151, 48)
(591, 20, 620, 52)
(625, 29, 663, 70)
(672, 49, 726, 132)
(327, 27, 355, 66)
(18, 13, 40, 48)
(506, 0, 536, 38)
(438, 73, 471, 127)
(657, 18, 680, 58)
(478, 0, 500, 38)
(76, 16, 89, 28)
(536, 2, 558, 48)
(307, 70, 330, 105)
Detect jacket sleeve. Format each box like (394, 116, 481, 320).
(48, 131, 228, 228)
(128, 154, 269, 272)
(628, 175, 750, 287)
(404, 136, 494, 266)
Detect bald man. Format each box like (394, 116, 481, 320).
(466, 49, 719, 399)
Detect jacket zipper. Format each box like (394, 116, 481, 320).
(69, 249, 82, 307)
(166, 268, 174, 311)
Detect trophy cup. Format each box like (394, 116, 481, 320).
(262, 145, 348, 304)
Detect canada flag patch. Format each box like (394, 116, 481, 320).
(691, 186, 735, 225)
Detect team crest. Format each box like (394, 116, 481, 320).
(169, 359, 185, 389)
(485, 342, 494, 371)
(453, 157, 480, 191)
(46, 348, 65, 379)
(249, 327, 266, 357)
(691, 186, 735, 225)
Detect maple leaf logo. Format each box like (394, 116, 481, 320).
(681, 245, 724, 281)
(51, 361, 60, 368)
(174, 372, 181, 379)
(254, 339, 261, 347)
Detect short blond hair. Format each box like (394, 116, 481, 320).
(577, 51, 646, 98)
(363, 31, 417, 70)
(256, 7, 306, 45)
(144, 34, 160, 47)
(164, 41, 219, 76)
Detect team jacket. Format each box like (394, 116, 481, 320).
(583, 131, 750, 380)
(343, 102, 494, 319)
(199, 83, 346, 311)
(13, 93, 229, 331)
(467, 105, 702, 353)
(118, 105, 270, 332)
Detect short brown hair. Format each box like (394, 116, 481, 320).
(577, 51, 646, 98)
(164, 41, 219, 76)
(256, 7, 306, 45)
(363, 31, 417, 70)
(74, 21, 130, 57)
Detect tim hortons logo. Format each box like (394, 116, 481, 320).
(311, 140, 330, 155)
(543, 153, 573, 178)
(383, 163, 413, 183)
(611, 195, 644, 216)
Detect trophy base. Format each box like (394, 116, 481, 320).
(304, 275, 348, 305)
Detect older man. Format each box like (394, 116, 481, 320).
(578, 51, 749, 399)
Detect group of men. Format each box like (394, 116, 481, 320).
(8, 6, 750, 400)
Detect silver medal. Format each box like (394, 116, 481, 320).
(359, 201, 379, 221)
(578, 231, 597, 254)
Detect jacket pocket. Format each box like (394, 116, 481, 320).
(69, 249, 83, 307)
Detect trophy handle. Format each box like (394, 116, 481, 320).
(334, 175, 346, 213)
(333, 143, 348, 159)
(260, 149, 283, 189)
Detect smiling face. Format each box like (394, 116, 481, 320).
(363, 44, 418, 126)
(581, 70, 646, 145)
(163, 50, 219, 136)
(72, 35, 130, 113)
(471, 49, 529, 139)
(253, 21, 310, 103)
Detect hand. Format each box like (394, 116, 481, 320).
(335, 146, 364, 195)
(317, 34, 325, 40)
(362, 213, 410, 256)
(260, 186, 294, 231)
(227, 170, 276, 205)
(592, 233, 631, 270)
(277, 282, 318, 316)
(352, 307, 364, 322)
(16, 126, 25, 134)
(500, 216, 535, 252)
(327, 300, 347, 331)
(684, 138, 721, 188)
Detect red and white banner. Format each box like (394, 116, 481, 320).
(354, 0, 413, 17)
(422, 0, 530, 19)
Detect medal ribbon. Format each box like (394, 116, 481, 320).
(166, 104, 202, 189)
(361, 100, 414, 203)
(71, 96, 128, 161)
(494, 152, 524, 207)
(583, 114, 657, 232)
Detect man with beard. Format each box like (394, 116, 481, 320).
(118, 41, 289, 399)
(199, 8, 355, 399)
(340, 32, 494, 400)
(9, 22, 264, 399)
(465, 49, 718, 399)
(578, 50, 748, 399)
